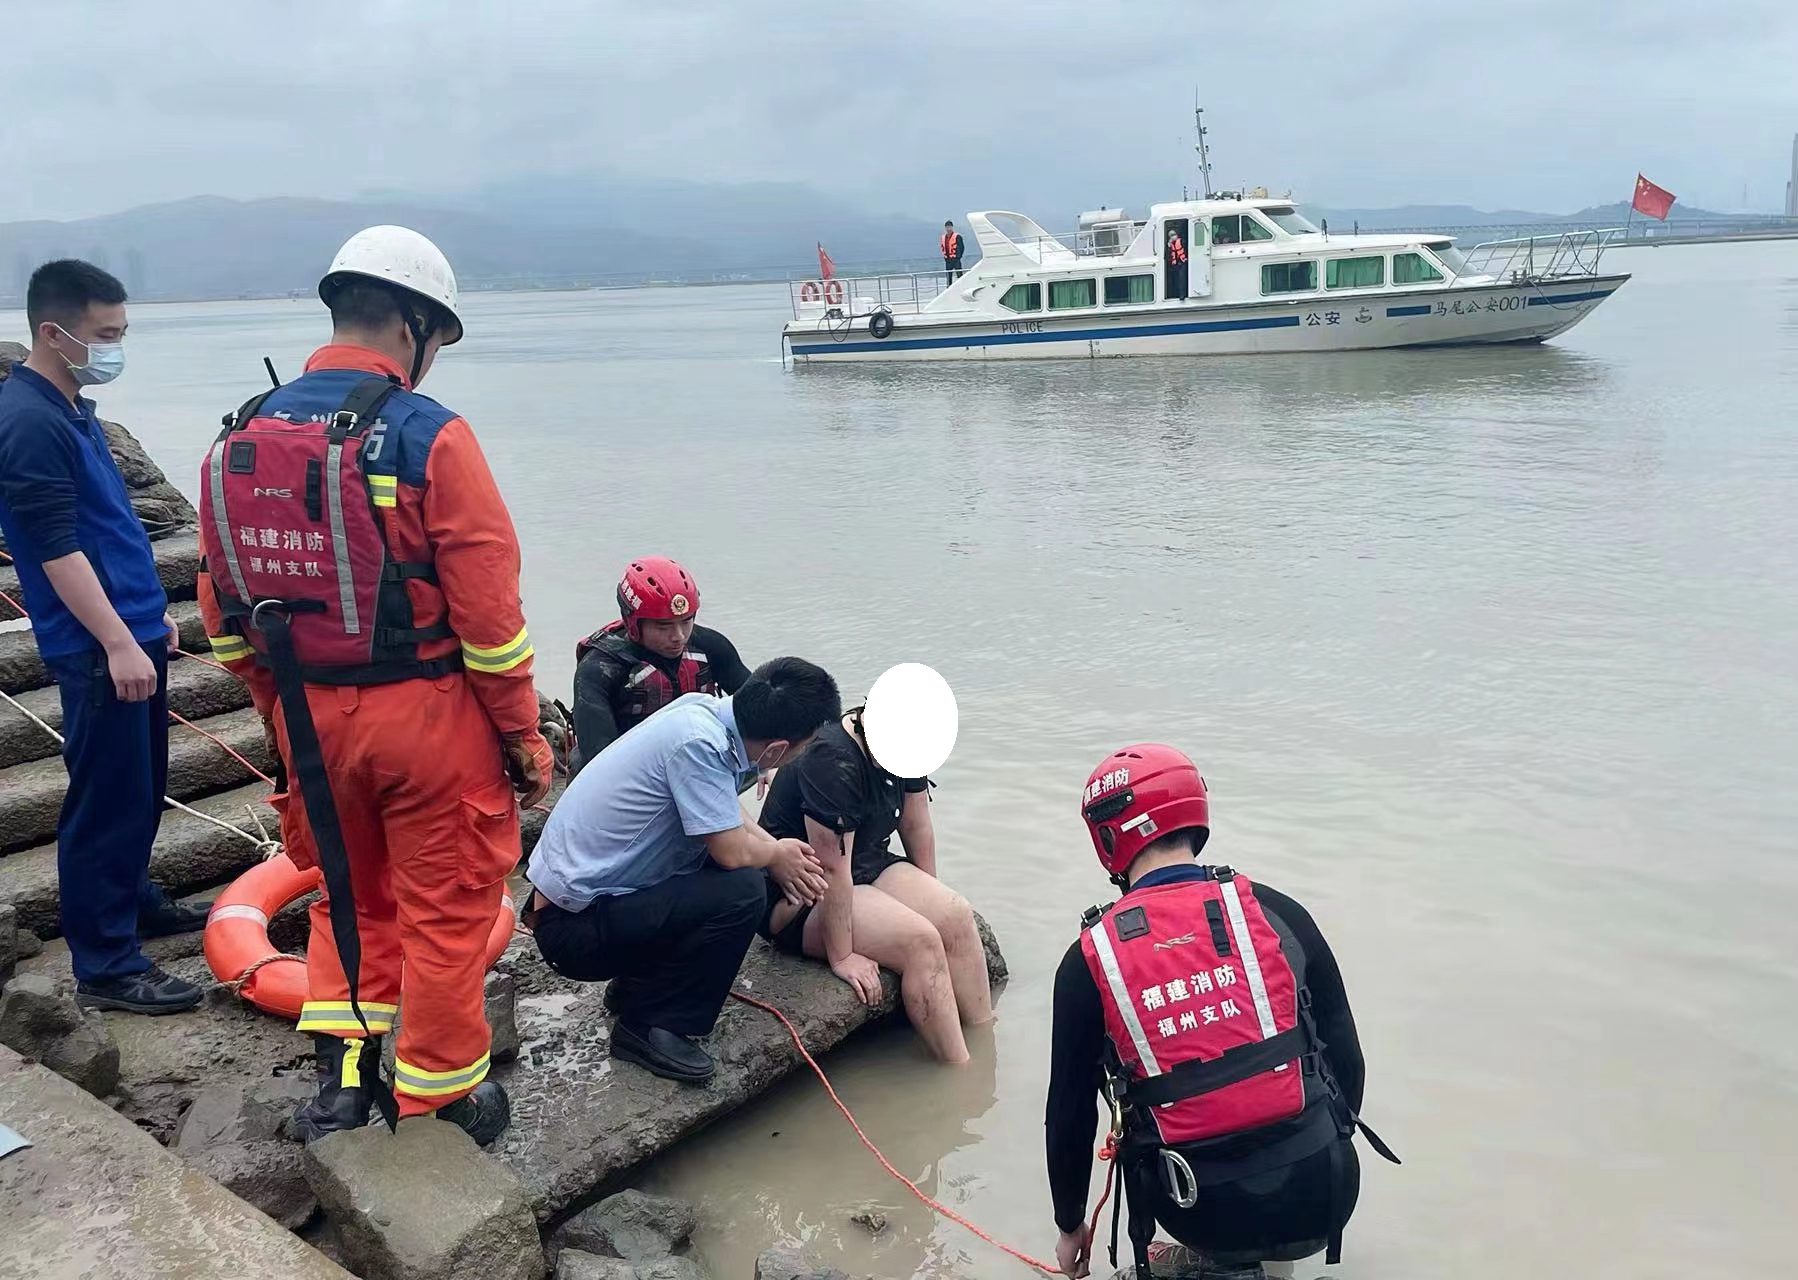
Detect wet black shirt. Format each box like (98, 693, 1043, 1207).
(1045, 866, 1366, 1233)
(758, 719, 929, 881)
(569, 623, 751, 774)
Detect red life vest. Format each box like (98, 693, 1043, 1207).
(941, 230, 960, 259)
(574, 621, 717, 730)
(1080, 869, 1317, 1147)
(1169, 233, 1188, 265)
(198, 377, 459, 685)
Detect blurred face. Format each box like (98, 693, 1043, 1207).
(638, 615, 694, 659)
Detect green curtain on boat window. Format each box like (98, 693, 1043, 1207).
(1104, 275, 1156, 304)
(1049, 279, 1098, 309)
(1326, 256, 1385, 289)
(1393, 252, 1444, 284)
(1260, 261, 1316, 294)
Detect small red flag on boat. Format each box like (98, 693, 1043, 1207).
(1630, 173, 1676, 221)
(817, 243, 837, 280)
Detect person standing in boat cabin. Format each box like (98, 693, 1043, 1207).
(941, 221, 966, 284)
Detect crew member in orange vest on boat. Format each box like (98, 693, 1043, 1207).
(196, 225, 553, 1148)
(1044, 745, 1398, 1279)
(568, 556, 751, 775)
(941, 220, 966, 285)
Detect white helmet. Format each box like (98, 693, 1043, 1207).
(319, 225, 464, 345)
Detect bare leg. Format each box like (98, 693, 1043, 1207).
(872, 862, 994, 1027)
(802, 885, 968, 1064)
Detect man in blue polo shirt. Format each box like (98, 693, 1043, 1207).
(0, 260, 206, 1015)
(525, 656, 840, 1084)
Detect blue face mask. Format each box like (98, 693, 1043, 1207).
(54, 325, 126, 386)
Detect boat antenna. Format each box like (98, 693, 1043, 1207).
(1193, 90, 1215, 199)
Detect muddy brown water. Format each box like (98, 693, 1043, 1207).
(9, 238, 1795, 1278)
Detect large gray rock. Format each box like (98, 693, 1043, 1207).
(635, 1260, 707, 1280)
(754, 1246, 853, 1280)
(0, 972, 120, 1097)
(557, 1252, 642, 1280)
(0, 340, 25, 378)
(304, 1117, 543, 1280)
(486, 970, 521, 1065)
(558, 1188, 696, 1261)
(173, 1075, 318, 1229)
(0, 903, 16, 986)
(12, 924, 41, 959)
(0, 1043, 352, 1279)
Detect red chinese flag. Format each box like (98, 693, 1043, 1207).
(816, 243, 836, 280)
(1631, 173, 1675, 221)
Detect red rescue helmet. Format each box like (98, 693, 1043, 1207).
(1080, 743, 1209, 877)
(616, 556, 699, 641)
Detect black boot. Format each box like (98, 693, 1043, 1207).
(290, 1034, 374, 1144)
(432, 1081, 511, 1147)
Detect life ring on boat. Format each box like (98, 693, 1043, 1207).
(823, 280, 845, 306)
(799, 281, 822, 302)
(868, 311, 894, 340)
(202, 850, 517, 1021)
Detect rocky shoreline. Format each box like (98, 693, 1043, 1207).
(0, 357, 1014, 1280)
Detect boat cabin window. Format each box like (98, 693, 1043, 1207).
(1103, 275, 1156, 305)
(1260, 261, 1317, 295)
(1325, 256, 1386, 289)
(1263, 207, 1320, 236)
(1048, 279, 1098, 310)
(1393, 252, 1444, 285)
(1210, 214, 1274, 246)
(1426, 241, 1473, 276)
(1000, 283, 1042, 312)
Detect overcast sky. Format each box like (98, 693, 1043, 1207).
(3, 0, 1795, 224)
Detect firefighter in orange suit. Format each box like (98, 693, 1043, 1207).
(197, 225, 553, 1146)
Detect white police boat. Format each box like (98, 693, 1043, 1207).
(781, 195, 1629, 364)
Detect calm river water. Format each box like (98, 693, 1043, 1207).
(15, 238, 1795, 1278)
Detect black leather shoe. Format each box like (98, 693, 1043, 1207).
(434, 1081, 511, 1146)
(610, 1021, 715, 1084)
(139, 896, 213, 938)
(75, 964, 202, 1015)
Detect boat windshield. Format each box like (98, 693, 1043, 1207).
(1263, 207, 1320, 235)
(1426, 240, 1475, 276)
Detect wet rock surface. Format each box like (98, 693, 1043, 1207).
(556, 1188, 697, 1261)
(0, 903, 16, 985)
(486, 969, 521, 1065)
(173, 1075, 318, 1229)
(558, 1252, 643, 1280)
(754, 1244, 858, 1280)
(303, 1117, 543, 1280)
(0, 1043, 350, 1279)
(0, 973, 120, 1098)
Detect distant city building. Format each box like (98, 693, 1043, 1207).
(1789, 133, 1798, 216)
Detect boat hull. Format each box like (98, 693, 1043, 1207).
(785, 276, 1628, 363)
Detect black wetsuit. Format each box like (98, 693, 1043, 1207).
(1046, 864, 1367, 1264)
(756, 718, 930, 951)
(568, 624, 750, 775)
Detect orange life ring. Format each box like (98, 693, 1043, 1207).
(799, 281, 821, 302)
(203, 850, 517, 1021)
(823, 279, 845, 306)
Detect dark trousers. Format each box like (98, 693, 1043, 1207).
(1138, 1142, 1358, 1265)
(45, 642, 170, 983)
(943, 256, 964, 285)
(531, 863, 764, 1037)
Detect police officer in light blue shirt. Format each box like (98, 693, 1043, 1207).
(525, 657, 841, 1084)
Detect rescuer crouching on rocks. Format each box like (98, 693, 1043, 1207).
(1044, 745, 1399, 1279)
(568, 556, 751, 775)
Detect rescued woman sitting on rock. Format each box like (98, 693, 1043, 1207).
(756, 664, 992, 1063)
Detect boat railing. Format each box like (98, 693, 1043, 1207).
(786, 271, 958, 320)
(1459, 227, 1627, 283)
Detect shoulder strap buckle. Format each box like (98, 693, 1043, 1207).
(1080, 901, 1113, 931)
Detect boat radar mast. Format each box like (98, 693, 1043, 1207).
(1193, 92, 1215, 199)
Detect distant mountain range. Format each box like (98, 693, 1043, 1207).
(0, 176, 1765, 305)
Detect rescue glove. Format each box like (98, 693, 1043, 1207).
(502, 729, 555, 808)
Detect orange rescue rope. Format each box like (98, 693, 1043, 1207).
(727, 990, 1121, 1276)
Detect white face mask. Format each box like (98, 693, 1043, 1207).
(54, 325, 126, 386)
